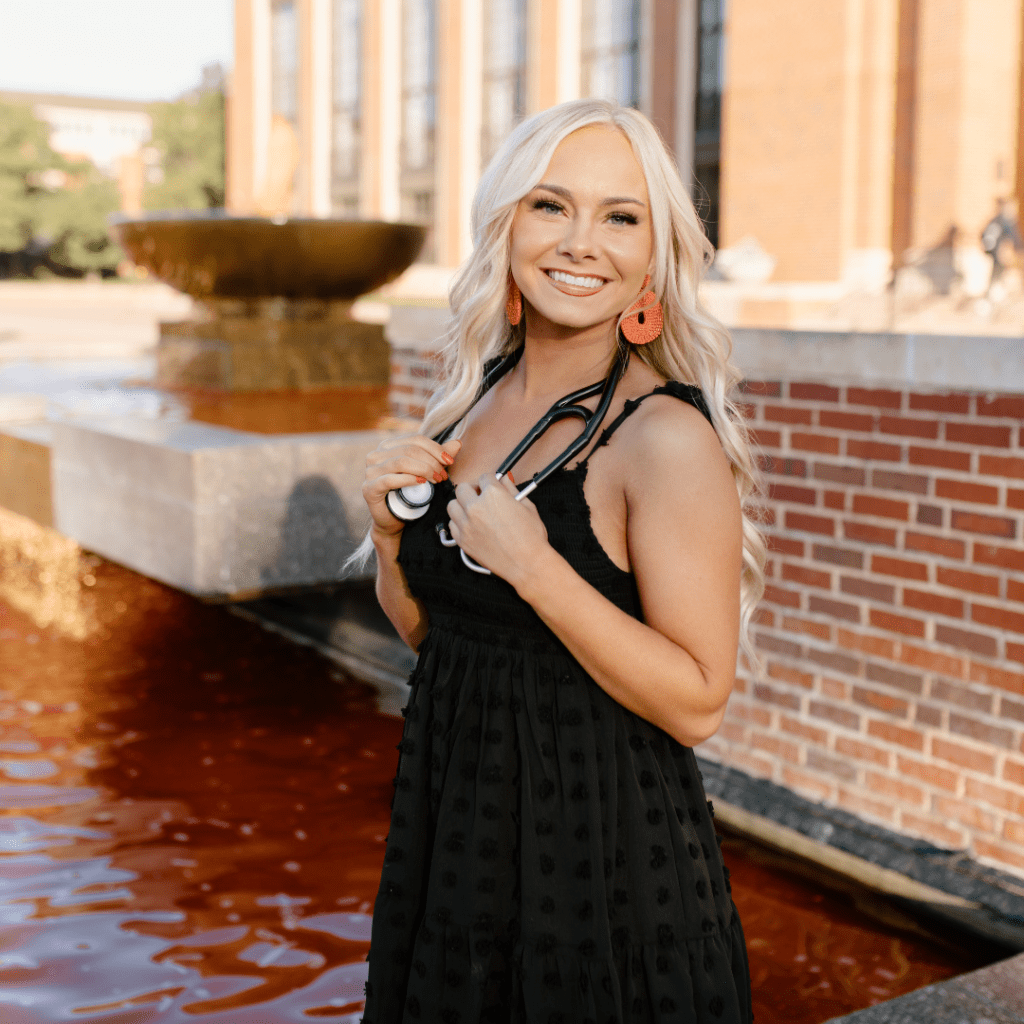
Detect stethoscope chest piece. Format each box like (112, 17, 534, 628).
(385, 481, 435, 521)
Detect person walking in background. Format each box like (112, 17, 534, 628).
(981, 197, 1023, 302)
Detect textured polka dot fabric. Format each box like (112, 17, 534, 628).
(363, 386, 752, 1024)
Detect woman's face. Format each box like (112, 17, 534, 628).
(509, 125, 653, 337)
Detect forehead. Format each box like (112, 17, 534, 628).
(541, 126, 648, 200)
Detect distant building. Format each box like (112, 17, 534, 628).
(0, 90, 154, 214)
(227, 0, 1024, 316)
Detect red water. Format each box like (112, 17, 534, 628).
(0, 557, 993, 1023)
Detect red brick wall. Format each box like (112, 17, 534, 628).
(389, 346, 443, 420)
(703, 381, 1024, 877)
(387, 345, 1024, 877)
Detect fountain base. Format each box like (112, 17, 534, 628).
(157, 299, 390, 392)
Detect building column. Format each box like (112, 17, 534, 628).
(227, 0, 272, 213)
(361, 0, 402, 219)
(435, 0, 482, 265)
(302, 0, 333, 215)
(526, 0, 581, 113)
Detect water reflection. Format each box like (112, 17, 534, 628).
(0, 553, 995, 1024)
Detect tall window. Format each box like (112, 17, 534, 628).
(333, 0, 362, 213)
(694, 0, 724, 246)
(481, 0, 527, 164)
(581, 0, 641, 107)
(272, 0, 299, 124)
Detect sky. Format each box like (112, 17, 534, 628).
(0, 0, 233, 102)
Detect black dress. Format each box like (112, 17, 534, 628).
(362, 383, 752, 1024)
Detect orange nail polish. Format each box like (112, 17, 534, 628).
(434, 471, 446, 483)
(441, 452, 454, 465)
(507, 471, 515, 483)
(415, 476, 427, 483)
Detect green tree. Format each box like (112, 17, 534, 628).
(0, 101, 57, 251)
(144, 86, 225, 211)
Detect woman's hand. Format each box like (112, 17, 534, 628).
(362, 435, 462, 536)
(446, 474, 550, 583)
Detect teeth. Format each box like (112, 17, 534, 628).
(548, 270, 605, 289)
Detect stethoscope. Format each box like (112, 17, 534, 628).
(385, 345, 630, 574)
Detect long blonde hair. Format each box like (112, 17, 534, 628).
(363, 99, 765, 669)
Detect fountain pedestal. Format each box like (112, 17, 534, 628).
(156, 298, 389, 391)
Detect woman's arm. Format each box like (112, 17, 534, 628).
(446, 402, 742, 745)
(362, 435, 463, 650)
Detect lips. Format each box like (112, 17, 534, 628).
(544, 269, 608, 294)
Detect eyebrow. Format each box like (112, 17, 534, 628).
(533, 183, 647, 208)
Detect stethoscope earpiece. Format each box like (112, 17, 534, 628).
(385, 481, 435, 521)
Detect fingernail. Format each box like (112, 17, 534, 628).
(433, 471, 446, 483)
(415, 476, 427, 483)
(507, 471, 515, 483)
(441, 452, 454, 465)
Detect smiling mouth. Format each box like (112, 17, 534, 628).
(545, 269, 607, 291)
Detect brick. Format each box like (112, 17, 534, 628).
(767, 535, 805, 556)
(871, 554, 928, 580)
(916, 704, 942, 727)
(870, 608, 926, 637)
(1005, 820, 1024, 847)
(916, 504, 944, 526)
(740, 380, 782, 397)
(1004, 759, 1024, 786)
(736, 402, 757, 420)
(769, 482, 818, 504)
(808, 700, 861, 730)
(806, 595, 860, 623)
(749, 730, 801, 762)
(807, 647, 861, 676)
(903, 588, 964, 618)
(930, 679, 993, 714)
(949, 712, 1015, 749)
(781, 766, 835, 801)
(719, 720, 748, 744)
(812, 543, 863, 569)
(763, 584, 802, 609)
(840, 576, 895, 603)
(909, 446, 972, 472)
(767, 660, 815, 688)
(977, 394, 1024, 418)
(951, 510, 1017, 538)
(830, 738, 890, 771)
(720, 750, 776, 779)
(726, 700, 773, 727)
(867, 718, 925, 750)
(1009, 642, 1024, 665)
(750, 428, 782, 448)
(1009, 579, 1024, 604)
(836, 629, 896, 659)
(935, 478, 1000, 505)
(756, 632, 803, 658)
(909, 392, 971, 415)
(965, 778, 1024, 817)
(806, 747, 858, 782)
(905, 532, 965, 559)
(790, 382, 840, 402)
(792, 432, 840, 455)
(844, 521, 897, 546)
(853, 686, 909, 716)
(1008, 489, 1024, 511)
(813, 462, 866, 486)
(972, 602, 1024, 635)
(779, 714, 828, 744)
(820, 409, 874, 432)
(864, 770, 926, 806)
(837, 787, 897, 822)
(935, 566, 1000, 596)
(853, 495, 910, 521)
(935, 624, 998, 658)
(764, 456, 808, 478)
(978, 454, 1024, 480)
(899, 813, 968, 849)
(785, 510, 836, 536)
(821, 676, 849, 699)
(946, 422, 1012, 448)
(864, 662, 924, 694)
(753, 681, 802, 710)
(932, 795, 996, 832)
(972, 838, 1024, 872)
(847, 387, 902, 410)
(781, 615, 832, 641)
(822, 490, 843, 511)
(999, 696, 1024, 723)
(931, 737, 996, 774)
(846, 438, 902, 462)
(898, 643, 964, 677)
(764, 404, 813, 425)
(897, 755, 959, 792)
(871, 469, 930, 495)
(879, 415, 940, 439)
(973, 543, 1024, 572)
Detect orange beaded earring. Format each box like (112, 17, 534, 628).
(505, 277, 523, 326)
(620, 274, 663, 345)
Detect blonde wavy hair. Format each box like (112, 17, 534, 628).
(361, 98, 765, 669)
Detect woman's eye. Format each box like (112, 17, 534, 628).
(608, 211, 639, 225)
(533, 199, 563, 214)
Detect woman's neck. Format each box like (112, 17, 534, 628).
(514, 320, 619, 402)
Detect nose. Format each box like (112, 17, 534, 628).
(556, 212, 599, 262)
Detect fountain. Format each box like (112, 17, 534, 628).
(113, 213, 426, 392)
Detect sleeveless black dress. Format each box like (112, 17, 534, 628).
(362, 383, 752, 1024)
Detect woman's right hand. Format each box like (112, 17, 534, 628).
(362, 435, 463, 536)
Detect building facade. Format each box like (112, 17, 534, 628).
(228, 0, 1024, 312)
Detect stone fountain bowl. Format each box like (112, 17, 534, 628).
(112, 212, 427, 302)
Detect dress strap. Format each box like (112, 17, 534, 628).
(580, 380, 713, 465)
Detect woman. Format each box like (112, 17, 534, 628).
(358, 99, 764, 1023)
